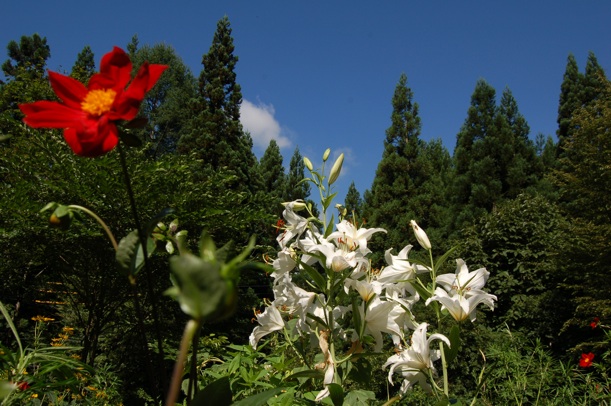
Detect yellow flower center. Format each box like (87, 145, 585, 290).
(81, 89, 117, 116)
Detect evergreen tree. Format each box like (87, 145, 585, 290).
(364, 73, 425, 255)
(557, 54, 584, 151)
(344, 181, 363, 219)
(128, 42, 197, 155)
(178, 16, 258, 191)
(498, 87, 540, 197)
(556, 52, 607, 155)
(0, 35, 53, 135)
(451, 80, 539, 232)
(259, 139, 286, 199)
(283, 146, 311, 202)
(1, 33, 50, 79)
(70, 45, 95, 84)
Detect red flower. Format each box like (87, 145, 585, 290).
(579, 352, 595, 368)
(19, 47, 167, 157)
(590, 317, 600, 329)
(16, 381, 30, 390)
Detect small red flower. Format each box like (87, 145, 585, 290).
(19, 47, 167, 157)
(16, 381, 30, 390)
(590, 317, 600, 329)
(579, 352, 595, 368)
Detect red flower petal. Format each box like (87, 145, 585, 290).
(19, 101, 85, 128)
(111, 63, 168, 121)
(48, 71, 87, 108)
(63, 119, 118, 157)
(99, 47, 132, 91)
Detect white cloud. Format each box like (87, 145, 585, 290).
(240, 100, 292, 150)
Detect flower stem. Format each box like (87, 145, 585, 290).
(67, 205, 118, 251)
(117, 143, 166, 398)
(166, 319, 200, 406)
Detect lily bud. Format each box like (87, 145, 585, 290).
(282, 200, 307, 211)
(328, 153, 344, 185)
(322, 148, 331, 162)
(410, 220, 431, 250)
(303, 157, 313, 171)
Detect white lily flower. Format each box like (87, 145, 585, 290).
(355, 279, 382, 302)
(277, 201, 310, 249)
(384, 322, 450, 393)
(436, 259, 490, 296)
(363, 298, 405, 352)
(425, 287, 496, 322)
(249, 306, 285, 348)
(270, 248, 296, 279)
(327, 220, 386, 254)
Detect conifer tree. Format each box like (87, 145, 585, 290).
(178, 16, 258, 190)
(452, 80, 540, 232)
(364, 73, 424, 253)
(283, 146, 311, 202)
(129, 42, 196, 155)
(344, 181, 363, 219)
(451, 80, 502, 230)
(498, 87, 540, 196)
(70, 45, 95, 84)
(557, 54, 583, 150)
(1, 34, 50, 79)
(259, 139, 286, 199)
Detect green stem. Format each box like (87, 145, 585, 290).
(440, 341, 449, 397)
(67, 205, 118, 251)
(117, 143, 166, 398)
(166, 319, 200, 406)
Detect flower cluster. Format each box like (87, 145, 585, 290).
(249, 152, 497, 400)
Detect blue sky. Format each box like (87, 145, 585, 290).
(2, 1, 610, 202)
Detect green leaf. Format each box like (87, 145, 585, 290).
(344, 389, 376, 405)
(445, 324, 461, 364)
(191, 376, 232, 406)
(327, 383, 344, 406)
(433, 246, 458, 274)
(409, 278, 432, 301)
(115, 230, 140, 274)
(232, 388, 285, 406)
(300, 261, 327, 292)
(115, 230, 156, 276)
(347, 357, 373, 385)
(283, 369, 324, 381)
(118, 130, 142, 147)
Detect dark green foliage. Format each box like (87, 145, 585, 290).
(343, 181, 362, 219)
(128, 42, 197, 156)
(551, 77, 611, 354)
(557, 52, 608, 154)
(178, 16, 259, 192)
(364, 73, 423, 254)
(70, 45, 95, 84)
(282, 146, 311, 203)
(259, 139, 286, 200)
(458, 194, 570, 344)
(1, 33, 50, 79)
(451, 80, 541, 234)
(364, 73, 451, 258)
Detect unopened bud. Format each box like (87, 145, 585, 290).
(328, 153, 344, 185)
(303, 157, 313, 171)
(49, 213, 72, 230)
(282, 200, 307, 211)
(322, 148, 331, 162)
(410, 220, 431, 251)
